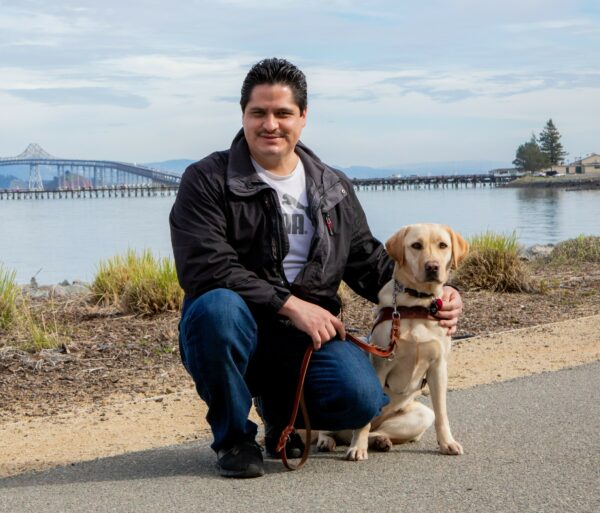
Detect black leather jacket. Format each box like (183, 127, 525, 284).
(169, 130, 393, 316)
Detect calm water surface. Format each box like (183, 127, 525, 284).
(1, 186, 599, 284)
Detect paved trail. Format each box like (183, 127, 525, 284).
(1, 363, 599, 513)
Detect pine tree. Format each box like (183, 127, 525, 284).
(539, 119, 567, 165)
(513, 134, 549, 172)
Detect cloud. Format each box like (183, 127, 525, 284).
(381, 70, 600, 103)
(503, 18, 594, 32)
(6, 87, 150, 108)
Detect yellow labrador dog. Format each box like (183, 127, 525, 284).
(317, 223, 469, 460)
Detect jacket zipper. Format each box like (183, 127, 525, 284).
(323, 212, 334, 236)
(264, 193, 289, 287)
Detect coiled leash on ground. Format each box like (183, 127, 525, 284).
(276, 291, 443, 471)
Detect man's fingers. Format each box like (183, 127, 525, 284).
(436, 307, 462, 320)
(332, 316, 346, 340)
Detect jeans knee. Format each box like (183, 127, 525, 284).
(303, 341, 388, 430)
(180, 289, 257, 367)
(182, 289, 254, 340)
(331, 379, 387, 428)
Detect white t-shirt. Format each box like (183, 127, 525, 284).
(252, 158, 315, 283)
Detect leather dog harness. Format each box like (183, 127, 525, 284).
(276, 281, 442, 470)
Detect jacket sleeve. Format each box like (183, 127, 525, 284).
(341, 185, 394, 303)
(169, 162, 291, 313)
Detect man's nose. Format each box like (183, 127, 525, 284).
(263, 114, 277, 131)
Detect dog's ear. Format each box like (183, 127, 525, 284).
(446, 227, 469, 268)
(385, 227, 408, 265)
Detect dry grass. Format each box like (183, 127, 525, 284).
(547, 235, 600, 266)
(0, 264, 19, 330)
(454, 231, 534, 293)
(0, 262, 64, 352)
(91, 250, 183, 315)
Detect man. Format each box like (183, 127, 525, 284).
(170, 58, 463, 478)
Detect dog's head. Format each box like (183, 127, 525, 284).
(385, 223, 469, 290)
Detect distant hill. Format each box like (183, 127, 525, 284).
(143, 159, 195, 174)
(337, 160, 511, 179)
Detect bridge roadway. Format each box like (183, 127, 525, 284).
(0, 157, 181, 187)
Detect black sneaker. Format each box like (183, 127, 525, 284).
(264, 429, 305, 459)
(217, 441, 264, 478)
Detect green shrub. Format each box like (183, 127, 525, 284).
(0, 264, 19, 330)
(92, 250, 183, 315)
(548, 235, 600, 265)
(454, 231, 533, 292)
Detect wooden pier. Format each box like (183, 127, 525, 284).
(0, 174, 517, 200)
(0, 185, 179, 200)
(351, 174, 515, 191)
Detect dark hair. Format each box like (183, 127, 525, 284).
(240, 58, 307, 112)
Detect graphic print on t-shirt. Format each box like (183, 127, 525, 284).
(282, 194, 309, 235)
(252, 157, 315, 283)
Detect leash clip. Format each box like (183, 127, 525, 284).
(429, 298, 443, 316)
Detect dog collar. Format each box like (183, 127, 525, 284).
(393, 281, 443, 316)
(404, 287, 435, 299)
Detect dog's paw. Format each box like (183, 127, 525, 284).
(439, 439, 463, 455)
(372, 435, 392, 452)
(316, 435, 336, 452)
(345, 447, 368, 461)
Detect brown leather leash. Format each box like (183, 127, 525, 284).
(276, 296, 442, 471)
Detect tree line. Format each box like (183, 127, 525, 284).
(513, 119, 567, 172)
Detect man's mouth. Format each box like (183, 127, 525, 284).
(259, 133, 284, 139)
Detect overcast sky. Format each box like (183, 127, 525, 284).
(1, 0, 598, 167)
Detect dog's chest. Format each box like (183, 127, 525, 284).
(376, 321, 446, 397)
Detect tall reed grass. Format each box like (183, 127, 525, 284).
(92, 250, 183, 315)
(454, 231, 533, 292)
(548, 235, 600, 265)
(1, 263, 63, 351)
(0, 264, 19, 330)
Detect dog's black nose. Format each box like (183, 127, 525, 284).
(425, 261, 439, 273)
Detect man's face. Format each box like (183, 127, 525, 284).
(242, 83, 307, 172)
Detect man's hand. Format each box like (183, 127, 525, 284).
(436, 286, 463, 336)
(279, 295, 346, 350)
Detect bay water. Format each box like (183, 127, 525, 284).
(1, 186, 599, 285)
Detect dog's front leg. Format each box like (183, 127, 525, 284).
(427, 360, 463, 455)
(345, 423, 371, 461)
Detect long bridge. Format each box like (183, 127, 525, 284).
(0, 144, 181, 191)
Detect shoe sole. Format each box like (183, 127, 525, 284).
(219, 464, 265, 478)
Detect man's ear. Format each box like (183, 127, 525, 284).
(446, 227, 469, 268)
(385, 227, 408, 266)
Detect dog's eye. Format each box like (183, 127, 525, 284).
(439, 242, 448, 249)
(411, 242, 423, 250)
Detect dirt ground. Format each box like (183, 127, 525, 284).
(1, 262, 599, 477)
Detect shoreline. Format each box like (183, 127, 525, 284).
(502, 175, 600, 189)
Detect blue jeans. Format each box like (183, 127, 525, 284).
(179, 289, 389, 452)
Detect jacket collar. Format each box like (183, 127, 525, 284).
(225, 128, 341, 199)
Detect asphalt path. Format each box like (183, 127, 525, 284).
(1, 362, 599, 513)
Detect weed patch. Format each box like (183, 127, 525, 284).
(0, 264, 19, 330)
(92, 250, 183, 315)
(454, 231, 534, 292)
(548, 235, 600, 266)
